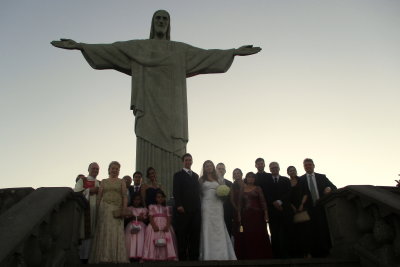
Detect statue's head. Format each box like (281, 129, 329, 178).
(150, 10, 171, 40)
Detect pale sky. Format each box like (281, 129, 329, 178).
(1, 0, 399, 190)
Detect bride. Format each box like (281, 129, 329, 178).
(199, 160, 237, 260)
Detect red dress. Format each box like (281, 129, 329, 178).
(237, 186, 273, 259)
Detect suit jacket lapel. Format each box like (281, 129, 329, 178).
(315, 173, 325, 195)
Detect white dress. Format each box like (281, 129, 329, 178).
(199, 181, 237, 260)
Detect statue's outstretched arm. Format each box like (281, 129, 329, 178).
(51, 39, 83, 50)
(234, 45, 261, 56)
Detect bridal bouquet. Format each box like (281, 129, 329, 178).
(216, 184, 230, 200)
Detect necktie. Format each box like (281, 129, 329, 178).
(309, 174, 318, 206)
(274, 177, 278, 183)
(188, 170, 192, 176)
(134, 186, 139, 192)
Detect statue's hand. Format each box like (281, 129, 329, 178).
(234, 45, 261, 56)
(51, 39, 82, 50)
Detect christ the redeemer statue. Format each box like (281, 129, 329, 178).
(52, 10, 261, 196)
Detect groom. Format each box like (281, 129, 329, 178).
(173, 153, 201, 260)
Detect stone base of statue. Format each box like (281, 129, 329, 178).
(136, 137, 183, 197)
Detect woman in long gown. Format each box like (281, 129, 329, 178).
(199, 160, 236, 260)
(89, 161, 129, 263)
(288, 166, 312, 258)
(231, 168, 244, 234)
(237, 172, 273, 259)
(230, 168, 245, 259)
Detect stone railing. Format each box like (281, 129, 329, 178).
(0, 187, 85, 267)
(321, 185, 400, 267)
(0, 188, 34, 216)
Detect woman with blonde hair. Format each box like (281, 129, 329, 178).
(89, 161, 129, 263)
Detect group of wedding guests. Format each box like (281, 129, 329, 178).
(73, 154, 336, 263)
(74, 162, 175, 263)
(231, 158, 337, 259)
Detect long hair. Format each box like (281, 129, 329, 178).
(232, 168, 243, 190)
(145, 166, 159, 187)
(146, 167, 156, 178)
(149, 10, 171, 40)
(199, 160, 224, 185)
(244, 172, 257, 184)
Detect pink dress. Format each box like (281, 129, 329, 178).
(125, 207, 148, 259)
(142, 205, 178, 261)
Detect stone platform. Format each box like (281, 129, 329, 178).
(2, 186, 400, 267)
(79, 258, 360, 267)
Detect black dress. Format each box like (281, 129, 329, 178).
(290, 178, 311, 257)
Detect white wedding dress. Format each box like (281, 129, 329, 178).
(199, 180, 237, 260)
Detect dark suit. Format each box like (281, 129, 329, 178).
(223, 178, 234, 237)
(132, 184, 142, 194)
(299, 173, 336, 257)
(126, 185, 136, 207)
(173, 169, 201, 261)
(255, 171, 273, 202)
(262, 174, 292, 258)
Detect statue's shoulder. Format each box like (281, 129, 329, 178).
(113, 39, 146, 46)
(113, 39, 193, 52)
(170, 40, 191, 48)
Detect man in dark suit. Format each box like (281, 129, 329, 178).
(265, 161, 292, 258)
(132, 171, 143, 196)
(299, 158, 336, 257)
(254, 157, 273, 199)
(216, 162, 234, 238)
(173, 153, 201, 261)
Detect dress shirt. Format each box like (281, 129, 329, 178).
(133, 185, 141, 193)
(272, 175, 283, 206)
(183, 168, 192, 176)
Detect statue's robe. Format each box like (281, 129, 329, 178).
(80, 39, 235, 196)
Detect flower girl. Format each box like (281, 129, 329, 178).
(142, 190, 177, 261)
(125, 194, 148, 261)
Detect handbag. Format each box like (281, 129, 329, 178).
(155, 237, 167, 247)
(293, 210, 310, 223)
(130, 216, 142, 234)
(154, 230, 167, 247)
